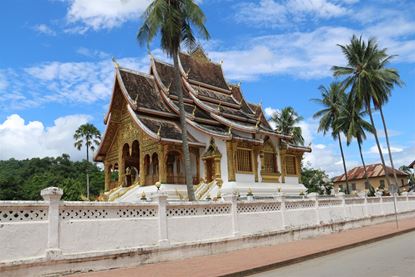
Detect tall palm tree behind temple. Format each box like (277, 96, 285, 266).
(137, 0, 210, 201)
(74, 123, 101, 199)
(338, 95, 374, 189)
(270, 106, 305, 146)
(332, 35, 403, 188)
(312, 82, 350, 193)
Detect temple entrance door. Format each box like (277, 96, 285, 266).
(205, 158, 215, 183)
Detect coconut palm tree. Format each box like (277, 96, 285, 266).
(270, 107, 304, 145)
(74, 123, 101, 199)
(338, 95, 374, 188)
(137, 0, 210, 201)
(332, 35, 403, 188)
(312, 82, 350, 194)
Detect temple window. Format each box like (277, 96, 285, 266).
(285, 156, 297, 175)
(236, 148, 253, 173)
(263, 152, 277, 173)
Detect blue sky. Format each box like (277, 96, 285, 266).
(0, 0, 414, 177)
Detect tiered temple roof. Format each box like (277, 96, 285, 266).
(95, 47, 309, 161)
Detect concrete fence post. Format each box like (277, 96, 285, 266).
(363, 195, 369, 218)
(274, 193, 286, 229)
(336, 192, 346, 220)
(379, 196, 385, 215)
(41, 187, 63, 259)
(154, 193, 169, 247)
(307, 193, 320, 225)
(223, 194, 239, 236)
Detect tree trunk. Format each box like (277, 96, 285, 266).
(338, 135, 350, 194)
(358, 142, 370, 188)
(173, 53, 196, 201)
(86, 144, 90, 200)
(379, 106, 399, 187)
(367, 104, 392, 187)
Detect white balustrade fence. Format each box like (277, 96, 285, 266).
(1, 188, 415, 263)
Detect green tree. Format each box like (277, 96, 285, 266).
(270, 107, 304, 145)
(399, 165, 415, 192)
(137, 0, 210, 201)
(0, 155, 104, 201)
(332, 35, 403, 188)
(74, 123, 101, 199)
(301, 167, 332, 195)
(338, 95, 374, 188)
(312, 82, 350, 194)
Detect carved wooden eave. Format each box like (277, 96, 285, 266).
(127, 105, 205, 148)
(95, 113, 120, 162)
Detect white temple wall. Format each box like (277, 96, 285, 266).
(235, 173, 255, 183)
(285, 176, 299, 185)
(1, 193, 415, 263)
(186, 125, 229, 183)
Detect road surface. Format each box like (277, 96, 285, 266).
(252, 231, 415, 277)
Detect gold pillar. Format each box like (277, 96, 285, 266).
(104, 162, 111, 191)
(119, 152, 126, 187)
(280, 149, 286, 183)
(203, 159, 208, 181)
(139, 151, 145, 186)
(296, 154, 302, 182)
(253, 148, 259, 182)
(158, 144, 166, 184)
(226, 141, 236, 182)
(214, 157, 222, 182)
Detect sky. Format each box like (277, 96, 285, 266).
(0, 0, 414, 177)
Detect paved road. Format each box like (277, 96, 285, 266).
(252, 231, 415, 277)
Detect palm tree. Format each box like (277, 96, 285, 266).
(137, 0, 209, 201)
(312, 82, 350, 194)
(74, 123, 101, 199)
(338, 95, 374, 188)
(332, 35, 403, 188)
(399, 165, 415, 192)
(270, 107, 304, 145)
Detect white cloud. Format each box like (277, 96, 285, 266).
(77, 47, 110, 59)
(0, 114, 91, 160)
(32, 24, 56, 36)
(235, 0, 349, 28)
(209, 27, 353, 80)
(66, 0, 150, 32)
(368, 144, 404, 155)
(0, 55, 150, 111)
(0, 72, 7, 90)
(264, 107, 278, 118)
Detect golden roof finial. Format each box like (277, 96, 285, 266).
(192, 105, 197, 116)
(217, 102, 222, 112)
(157, 125, 162, 137)
(237, 82, 241, 87)
(134, 94, 139, 105)
(112, 57, 119, 68)
(228, 126, 232, 135)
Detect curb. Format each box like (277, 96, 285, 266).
(221, 226, 415, 277)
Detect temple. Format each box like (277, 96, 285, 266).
(94, 47, 311, 201)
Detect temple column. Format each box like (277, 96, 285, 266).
(296, 154, 302, 182)
(259, 151, 264, 182)
(253, 148, 259, 182)
(226, 141, 236, 182)
(104, 162, 111, 191)
(158, 145, 167, 184)
(280, 149, 286, 183)
(203, 159, 208, 181)
(119, 152, 126, 187)
(214, 156, 222, 183)
(139, 151, 145, 186)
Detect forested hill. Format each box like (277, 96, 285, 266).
(0, 154, 104, 201)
